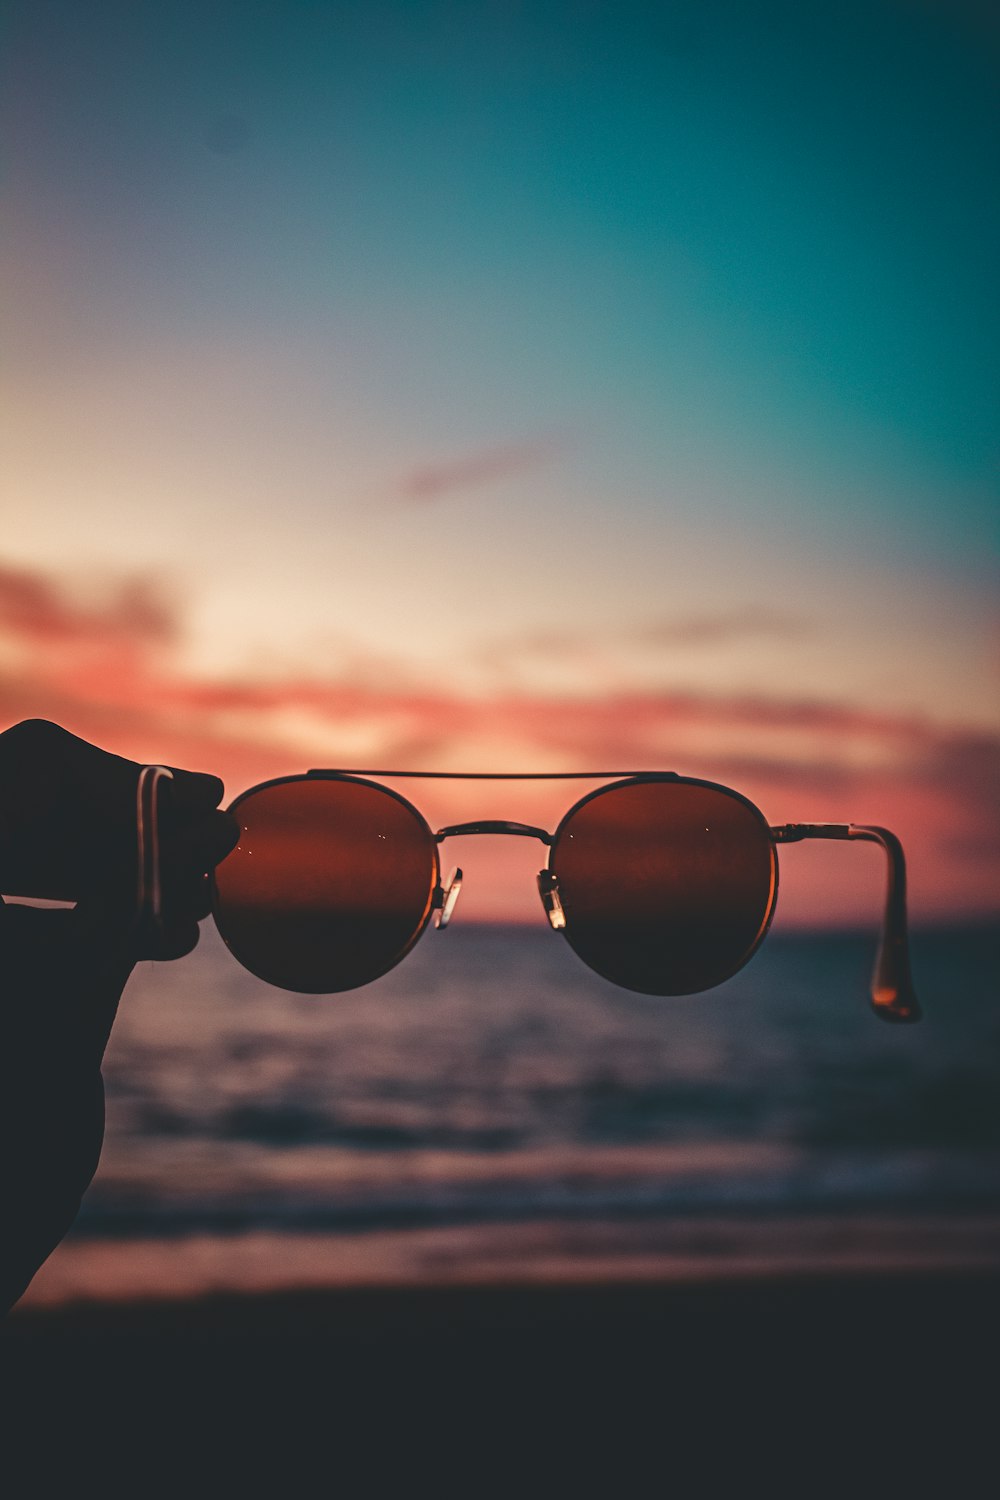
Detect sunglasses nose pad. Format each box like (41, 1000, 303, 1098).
(537, 868, 566, 930)
(433, 866, 463, 929)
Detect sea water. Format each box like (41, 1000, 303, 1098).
(19, 922, 1000, 1304)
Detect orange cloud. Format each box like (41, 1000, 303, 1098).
(1, 560, 997, 924)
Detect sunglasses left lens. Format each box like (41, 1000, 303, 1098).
(549, 778, 777, 995)
(211, 778, 438, 992)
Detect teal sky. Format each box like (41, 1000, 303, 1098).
(8, 3, 998, 478)
(3, 1, 998, 725)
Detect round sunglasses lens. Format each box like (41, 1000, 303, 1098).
(211, 779, 438, 992)
(550, 780, 776, 994)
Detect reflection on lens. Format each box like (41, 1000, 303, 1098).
(211, 777, 438, 992)
(550, 778, 777, 995)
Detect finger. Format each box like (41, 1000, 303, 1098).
(155, 869, 211, 923)
(133, 918, 202, 963)
(163, 766, 227, 814)
(153, 920, 202, 961)
(188, 874, 213, 922)
(158, 811, 239, 928)
(171, 809, 240, 871)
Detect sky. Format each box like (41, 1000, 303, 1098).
(2, 0, 998, 925)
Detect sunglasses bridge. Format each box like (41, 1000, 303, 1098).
(431, 819, 560, 932)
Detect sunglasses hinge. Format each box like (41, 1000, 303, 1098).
(770, 822, 852, 844)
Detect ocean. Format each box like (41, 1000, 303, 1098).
(18, 921, 1000, 1306)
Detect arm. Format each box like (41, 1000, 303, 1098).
(0, 719, 237, 1310)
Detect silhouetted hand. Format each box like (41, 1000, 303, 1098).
(0, 719, 238, 1310)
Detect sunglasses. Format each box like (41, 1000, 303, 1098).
(137, 766, 919, 1021)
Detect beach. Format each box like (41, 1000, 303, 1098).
(3, 922, 997, 1484)
(6, 1271, 997, 1489)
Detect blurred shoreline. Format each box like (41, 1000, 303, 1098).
(11, 921, 1000, 1317)
(12, 1209, 1000, 1312)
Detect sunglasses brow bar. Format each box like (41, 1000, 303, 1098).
(307, 769, 671, 780)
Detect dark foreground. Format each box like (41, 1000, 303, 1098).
(3, 1272, 997, 1490)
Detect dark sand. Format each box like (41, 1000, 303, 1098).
(4, 1272, 996, 1487)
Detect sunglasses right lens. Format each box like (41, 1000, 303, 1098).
(550, 779, 777, 994)
(211, 778, 438, 993)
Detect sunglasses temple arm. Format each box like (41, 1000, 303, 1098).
(770, 823, 920, 1022)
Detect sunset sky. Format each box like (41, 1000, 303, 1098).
(2, 0, 997, 925)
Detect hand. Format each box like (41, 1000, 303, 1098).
(0, 719, 238, 1310)
(0, 717, 238, 954)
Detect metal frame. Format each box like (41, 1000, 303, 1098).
(194, 768, 920, 1019)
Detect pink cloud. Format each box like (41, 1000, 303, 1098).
(397, 435, 565, 502)
(1, 560, 997, 924)
(0, 563, 175, 649)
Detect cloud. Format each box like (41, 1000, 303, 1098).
(474, 610, 813, 687)
(474, 629, 610, 685)
(396, 435, 565, 502)
(0, 563, 176, 649)
(2, 558, 997, 921)
(637, 607, 811, 648)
